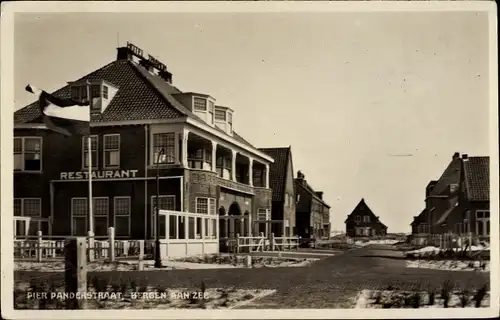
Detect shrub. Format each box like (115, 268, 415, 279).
(410, 292, 421, 308)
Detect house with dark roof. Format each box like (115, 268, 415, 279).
(422, 152, 490, 238)
(344, 198, 387, 237)
(258, 147, 296, 237)
(294, 171, 331, 239)
(13, 42, 275, 248)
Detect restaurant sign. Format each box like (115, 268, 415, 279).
(60, 170, 139, 180)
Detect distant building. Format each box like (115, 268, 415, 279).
(294, 171, 331, 239)
(344, 199, 387, 237)
(413, 152, 490, 239)
(258, 147, 296, 237)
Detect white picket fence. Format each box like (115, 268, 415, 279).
(14, 227, 154, 262)
(228, 233, 300, 253)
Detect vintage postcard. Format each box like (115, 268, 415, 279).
(1, 1, 498, 319)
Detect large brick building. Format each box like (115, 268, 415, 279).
(411, 152, 490, 239)
(13, 43, 274, 243)
(294, 171, 331, 239)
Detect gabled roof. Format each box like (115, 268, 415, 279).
(258, 147, 292, 202)
(429, 156, 462, 197)
(463, 156, 489, 201)
(345, 198, 387, 228)
(410, 208, 429, 226)
(14, 59, 256, 149)
(294, 179, 330, 208)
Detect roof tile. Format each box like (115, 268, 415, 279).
(464, 156, 489, 201)
(258, 147, 290, 201)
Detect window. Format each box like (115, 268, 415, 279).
(363, 215, 370, 223)
(102, 85, 108, 99)
(153, 133, 175, 164)
(114, 197, 130, 237)
(178, 216, 186, 239)
(196, 217, 203, 239)
(196, 198, 216, 215)
(257, 209, 268, 221)
(103, 134, 120, 167)
(72, 198, 88, 236)
(476, 210, 490, 237)
(151, 195, 175, 238)
(193, 97, 207, 111)
(82, 135, 98, 168)
(215, 109, 226, 121)
(196, 198, 208, 214)
(14, 198, 43, 235)
(14, 137, 42, 171)
(476, 210, 490, 219)
(93, 197, 109, 236)
(355, 215, 361, 222)
(188, 148, 204, 169)
(90, 85, 101, 99)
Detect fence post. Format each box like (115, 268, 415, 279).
(138, 240, 145, 271)
(108, 227, 115, 262)
(64, 237, 87, 309)
(236, 234, 240, 254)
(260, 232, 265, 252)
(36, 231, 43, 262)
(87, 231, 94, 262)
(469, 232, 473, 256)
(297, 236, 300, 250)
(270, 233, 275, 251)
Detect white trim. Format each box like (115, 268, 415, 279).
(70, 197, 88, 236)
(113, 196, 131, 237)
(13, 136, 43, 173)
(103, 133, 121, 168)
(14, 124, 50, 130)
(82, 135, 99, 170)
(185, 118, 274, 163)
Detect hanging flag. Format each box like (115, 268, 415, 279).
(25, 84, 90, 137)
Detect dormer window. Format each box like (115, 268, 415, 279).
(193, 97, 207, 111)
(69, 80, 118, 114)
(215, 109, 226, 121)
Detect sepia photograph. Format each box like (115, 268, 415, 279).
(1, 1, 498, 319)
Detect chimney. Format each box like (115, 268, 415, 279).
(315, 192, 323, 200)
(453, 152, 460, 160)
(297, 171, 305, 180)
(116, 46, 132, 60)
(462, 154, 469, 160)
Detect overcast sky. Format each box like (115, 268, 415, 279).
(14, 11, 491, 233)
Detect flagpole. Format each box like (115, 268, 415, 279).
(86, 80, 94, 235)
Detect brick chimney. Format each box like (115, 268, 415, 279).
(315, 191, 323, 200)
(297, 171, 305, 180)
(116, 46, 131, 60)
(453, 152, 460, 160)
(462, 154, 469, 161)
